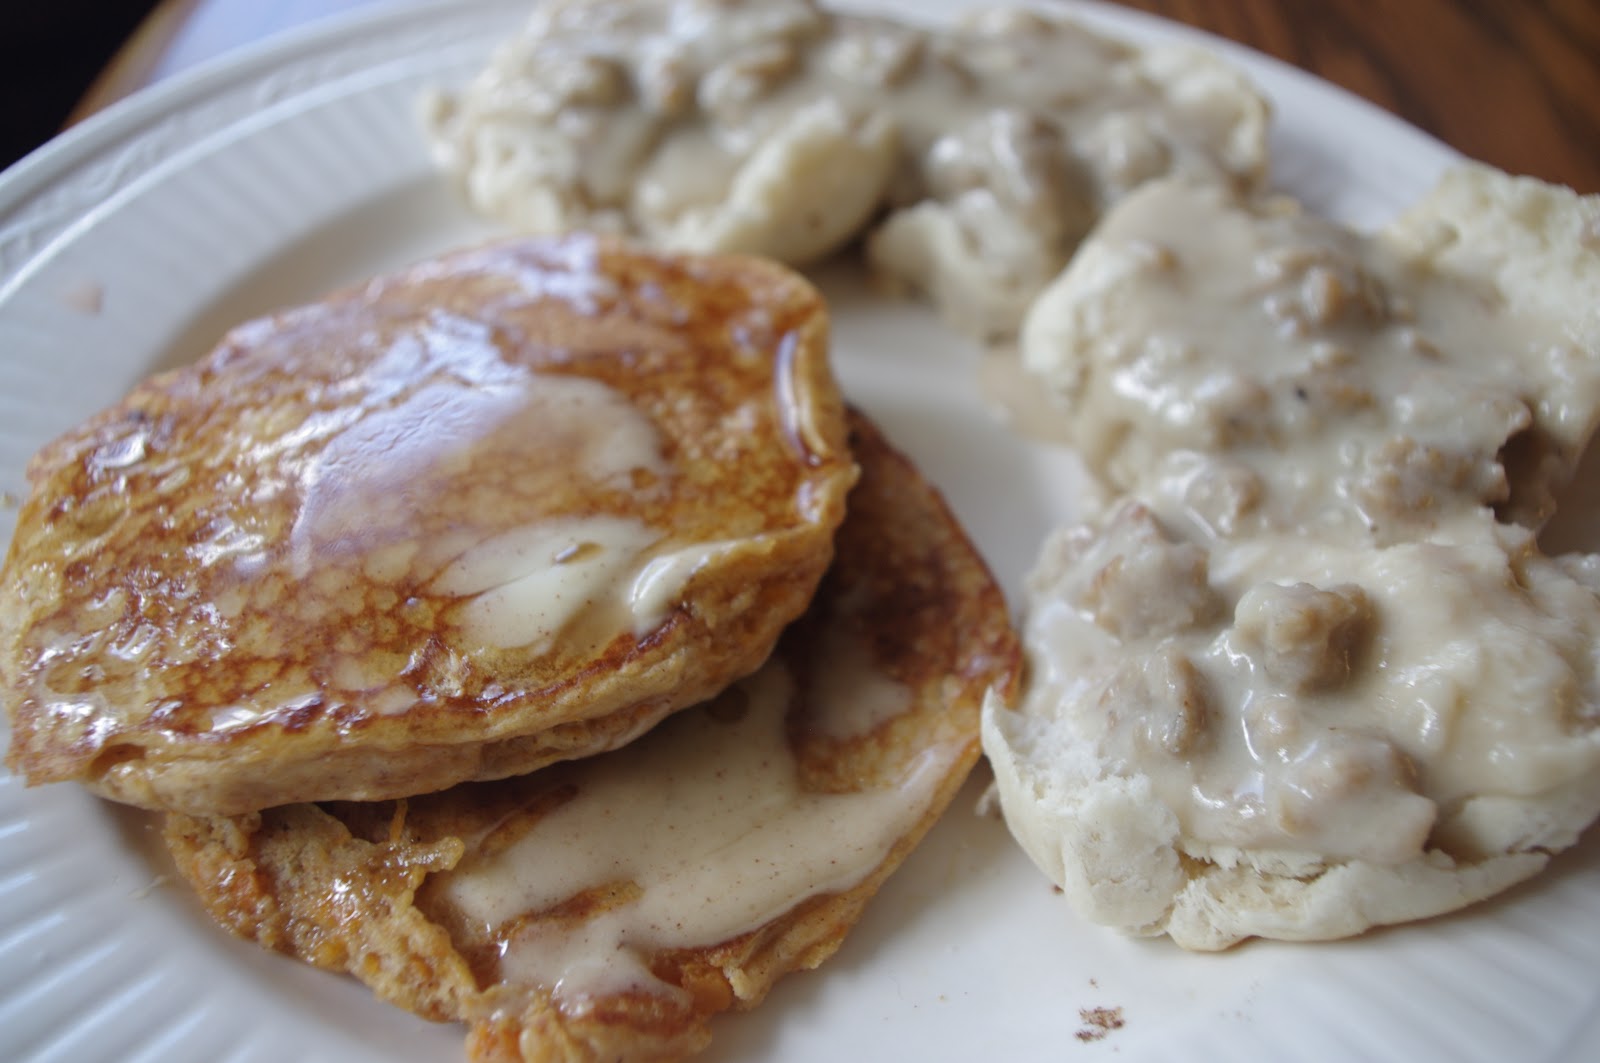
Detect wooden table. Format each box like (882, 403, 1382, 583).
(74, 0, 1600, 195)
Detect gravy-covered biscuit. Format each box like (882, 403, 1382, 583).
(986, 167, 1600, 949)
(163, 414, 1021, 1063)
(424, 0, 1266, 338)
(1, 235, 855, 814)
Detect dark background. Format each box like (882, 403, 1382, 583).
(2, 2, 165, 171)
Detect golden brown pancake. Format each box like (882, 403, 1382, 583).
(1, 235, 855, 814)
(162, 413, 1020, 1063)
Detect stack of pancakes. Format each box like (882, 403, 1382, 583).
(0, 235, 1019, 1062)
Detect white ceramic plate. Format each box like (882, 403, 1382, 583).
(2, 2, 1597, 1061)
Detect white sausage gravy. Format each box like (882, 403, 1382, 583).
(423, 0, 1267, 338)
(984, 167, 1600, 949)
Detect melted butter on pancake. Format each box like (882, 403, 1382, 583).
(805, 611, 914, 740)
(626, 539, 754, 629)
(437, 516, 661, 652)
(55, 345, 686, 735)
(439, 660, 954, 1013)
(287, 318, 669, 579)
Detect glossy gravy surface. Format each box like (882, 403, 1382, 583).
(425, 0, 1266, 337)
(439, 660, 951, 1012)
(1007, 174, 1600, 866)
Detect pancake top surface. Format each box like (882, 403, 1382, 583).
(2, 235, 854, 813)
